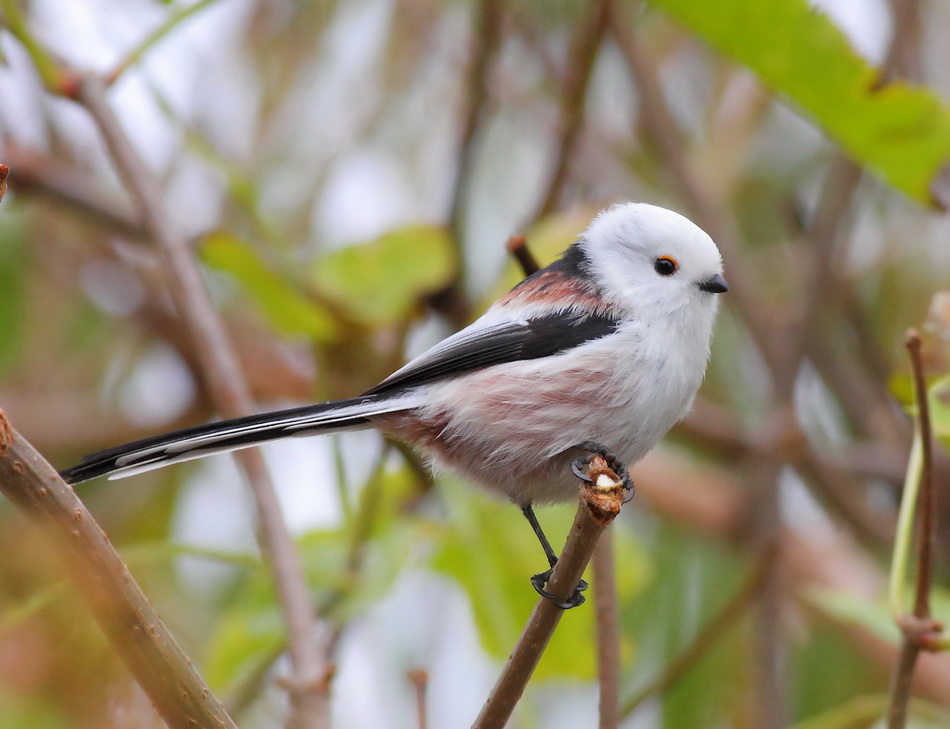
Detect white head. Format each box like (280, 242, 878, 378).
(579, 203, 727, 320)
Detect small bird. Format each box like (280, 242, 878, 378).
(62, 202, 727, 607)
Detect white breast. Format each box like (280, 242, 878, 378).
(411, 307, 714, 504)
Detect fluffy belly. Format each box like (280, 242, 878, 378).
(374, 342, 699, 504)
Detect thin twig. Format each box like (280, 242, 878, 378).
(530, 0, 612, 224)
(593, 534, 621, 729)
(4, 148, 144, 238)
(75, 74, 330, 729)
(0, 0, 78, 95)
(620, 547, 775, 718)
(106, 0, 225, 85)
(886, 331, 942, 729)
(440, 0, 504, 319)
(472, 459, 626, 729)
(430, 0, 505, 323)
(0, 412, 238, 729)
(507, 234, 540, 276)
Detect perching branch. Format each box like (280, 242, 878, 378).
(886, 331, 943, 729)
(74, 74, 330, 729)
(471, 459, 626, 729)
(0, 411, 238, 729)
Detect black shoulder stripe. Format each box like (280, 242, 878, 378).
(366, 309, 621, 396)
(522, 310, 620, 360)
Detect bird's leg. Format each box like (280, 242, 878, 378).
(571, 440, 635, 503)
(521, 504, 588, 609)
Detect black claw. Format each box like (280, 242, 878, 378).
(571, 458, 593, 483)
(530, 567, 588, 609)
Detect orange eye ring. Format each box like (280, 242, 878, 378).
(654, 256, 678, 276)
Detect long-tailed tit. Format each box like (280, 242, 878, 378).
(62, 202, 727, 607)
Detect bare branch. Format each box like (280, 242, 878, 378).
(105, 0, 225, 86)
(431, 0, 505, 325)
(0, 411, 238, 729)
(593, 535, 620, 729)
(446, 0, 504, 247)
(530, 0, 612, 224)
(3, 147, 144, 238)
(507, 234, 540, 276)
(75, 74, 330, 729)
(472, 459, 625, 729)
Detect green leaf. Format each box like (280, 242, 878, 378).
(803, 587, 899, 645)
(929, 374, 950, 451)
(200, 231, 338, 341)
(791, 696, 949, 729)
(313, 224, 456, 326)
(203, 599, 284, 691)
(791, 695, 886, 729)
(0, 695, 68, 729)
(646, 0, 950, 204)
(0, 213, 27, 374)
(430, 479, 647, 680)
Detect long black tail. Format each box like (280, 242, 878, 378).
(61, 392, 418, 484)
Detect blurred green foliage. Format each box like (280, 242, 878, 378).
(650, 0, 950, 202)
(313, 224, 456, 326)
(1, 0, 949, 727)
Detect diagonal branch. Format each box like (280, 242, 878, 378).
(105, 0, 226, 86)
(0, 411, 238, 729)
(530, 0, 612, 224)
(432, 0, 504, 325)
(75, 74, 330, 729)
(472, 459, 626, 729)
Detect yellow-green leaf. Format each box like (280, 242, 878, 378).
(313, 224, 456, 326)
(200, 231, 338, 341)
(648, 0, 950, 204)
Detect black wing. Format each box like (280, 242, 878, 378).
(365, 309, 620, 396)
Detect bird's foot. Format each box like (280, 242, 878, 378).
(530, 564, 589, 609)
(570, 441, 635, 503)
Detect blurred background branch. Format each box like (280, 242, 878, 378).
(0, 0, 948, 727)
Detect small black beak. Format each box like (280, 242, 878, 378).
(699, 273, 729, 294)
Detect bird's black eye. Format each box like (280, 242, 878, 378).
(654, 256, 678, 276)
